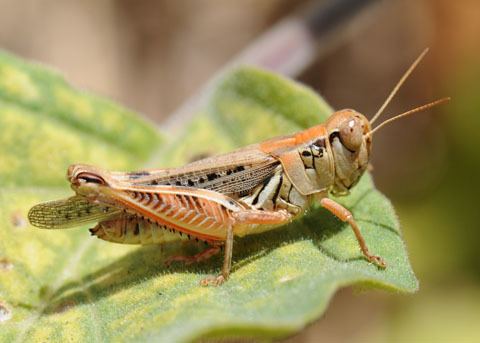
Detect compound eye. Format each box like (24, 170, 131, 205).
(339, 118, 363, 151)
(76, 172, 106, 185)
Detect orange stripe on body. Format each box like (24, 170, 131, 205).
(259, 125, 327, 154)
(260, 137, 297, 153)
(294, 125, 327, 144)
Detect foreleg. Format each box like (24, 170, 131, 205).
(320, 198, 386, 268)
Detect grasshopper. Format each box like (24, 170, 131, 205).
(28, 49, 449, 286)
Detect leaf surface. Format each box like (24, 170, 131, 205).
(0, 55, 417, 342)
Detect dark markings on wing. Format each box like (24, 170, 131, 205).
(126, 171, 151, 180)
(131, 147, 280, 197)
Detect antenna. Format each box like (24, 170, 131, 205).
(370, 48, 430, 125)
(369, 97, 450, 136)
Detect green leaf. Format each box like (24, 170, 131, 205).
(0, 55, 417, 342)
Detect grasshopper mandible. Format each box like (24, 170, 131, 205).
(28, 49, 449, 286)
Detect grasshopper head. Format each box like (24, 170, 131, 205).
(322, 94, 450, 196)
(67, 164, 111, 198)
(325, 109, 372, 195)
(321, 49, 451, 195)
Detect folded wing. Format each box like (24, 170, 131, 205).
(28, 196, 120, 229)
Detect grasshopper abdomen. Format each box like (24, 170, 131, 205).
(90, 215, 189, 245)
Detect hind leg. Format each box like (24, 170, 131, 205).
(200, 210, 294, 286)
(165, 244, 221, 267)
(200, 224, 233, 286)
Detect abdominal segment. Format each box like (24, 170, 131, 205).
(90, 214, 191, 245)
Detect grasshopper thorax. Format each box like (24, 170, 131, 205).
(324, 109, 372, 195)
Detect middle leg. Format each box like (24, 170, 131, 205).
(320, 197, 386, 268)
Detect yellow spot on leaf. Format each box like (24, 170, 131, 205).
(21, 240, 55, 276)
(29, 324, 55, 341)
(54, 87, 94, 120)
(0, 64, 39, 101)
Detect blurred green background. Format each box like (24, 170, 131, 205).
(1, 0, 479, 342)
